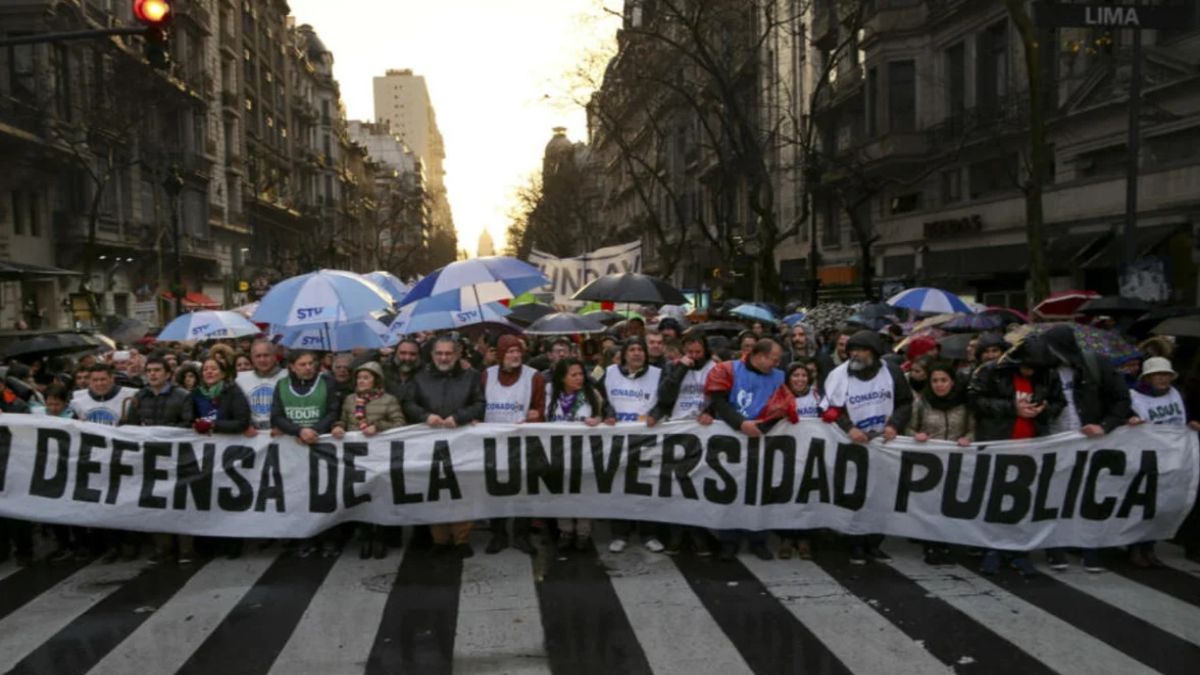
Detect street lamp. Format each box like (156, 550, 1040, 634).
(162, 164, 184, 318)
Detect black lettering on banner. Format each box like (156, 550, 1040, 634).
(941, 453, 990, 519)
(761, 435, 796, 506)
(256, 444, 285, 512)
(0, 426, 11, 491)
(895, 451, 943, 512)
(341, 442, 369, 509)
(388, 441, 423, 504)
(484, 437, 522, 496)
(1031, 454, 1060, 521)
(73, 432, 107, 504)
(1060, 450, 1089, 519)
(309, 442, 338, 513)
(703, 435, 739, 505)
(1081, 449, 1124, 520)
(1118, 450, 1158, 519)
(31, 428, 71, 499)
(592, 435, 622, 494)
(217, 445, 255, 512)
(623, 435, 655, 497)
(568, 436, 584, 494)
(173, 442, 215, 510)
(833, 443, 867, 511)
(427, 440, 461, 501)
(139, 442, 171, 509)
(527, 435, 565, 495)
(744, 437, 760, 506)
(658, 434, 700, 500)
(796, 438, 830, 504)
(984, 454, 1036, 524)
(107, 439, 139, 505)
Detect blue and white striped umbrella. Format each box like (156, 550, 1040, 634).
(364, 271, 410, 304)
(279, 317, 396, 352)
(252, 270, 393, 328)
(400, 256, 549, 308)
(388, 294, 512, 335)
(886, 287, 975, 315)
(156, 311, 261, 341)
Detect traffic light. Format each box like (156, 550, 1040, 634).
(133, 1, 172, 70)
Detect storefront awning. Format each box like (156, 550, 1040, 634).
(161, 291, 222, 310)
(1081, 224, 1187, 270)
(0, 260, 83, 281)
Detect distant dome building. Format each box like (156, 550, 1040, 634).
(477, 229, 496, 257)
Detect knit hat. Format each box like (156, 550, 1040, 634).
(1140, 357, 1177, 380)
(846, 329, 885, 357)
(496, 334, 525, 356)
(905, 335, 939, 361)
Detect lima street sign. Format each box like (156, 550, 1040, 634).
(1034, 3, 1193, 30)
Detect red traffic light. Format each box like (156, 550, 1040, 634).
(133, 0, 172, 25)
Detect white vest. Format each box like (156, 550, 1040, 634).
(670, 361, 715, 420)
(71, 387, 137, 426)
(605, 364, 661, 422)
(237, 369, 287, 429)
(484, 365, 537, 423)
(1051, 366, 1083, 433)
(822, 363, 895, 434)
(794, 389, 822, 418)
(1131, 388, 1187, 427)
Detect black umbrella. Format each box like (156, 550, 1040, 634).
(506, 303, 557, 326)
(572, 273, 687, 306)
(938, 333, 975, 361)
(1, 331, 106, 360)
(525, 312, 607, 336)
(1128, 306, 1200, 340)
(1077, 296, 1154, 316)
(1152, 315, 1200, 339)
(100, 316, 151, 345)
(688, 321, 747, 337)
(855, 302, 900, 320)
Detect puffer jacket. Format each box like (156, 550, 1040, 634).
(339, 392, 405, 432)
(907, 398, 975, 441)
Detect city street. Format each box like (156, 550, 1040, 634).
(1, 530, 1197, 675)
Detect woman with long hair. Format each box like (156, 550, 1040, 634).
(190, 357, 252, 560)
(545, 357, 610, 551)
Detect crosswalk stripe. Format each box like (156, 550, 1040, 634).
(812, 547, 1057, 673)
(883, 541, 1157, 675)
(9, 561, 203, 675)
(740, 552, 955, 675)
(1156, 544, 1200, 576)
(1102, 549, 1200, 609)
(265, 551, 401, 675)
(1032, 559, 1200, 646)
(673, 547, 853, 675)
(0, 560, 142, 669)
(365, 541, 462, 674)
(0, 561, 19, 583)
(535, 537, 654, 675)
(85, 552, 279, 675)
(174, 550, 339, 675)
(454, 537, 552, 674)
(602, 547, 755, 675)
(0, 559, 87, 621)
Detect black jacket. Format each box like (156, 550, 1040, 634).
(127, 384, 194, 427)
(0, 391, 30, 413)
(270, 373, 341, 436)
(969, 361, 1066, 441)
(403, 363, 485, 425)
(192, 384, 252, 434)
(1042, 325, 1132, 432)
(650, 359, 709, 421)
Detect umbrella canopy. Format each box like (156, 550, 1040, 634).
(1129, 306, 1200, 339)
(1007, 322, 1139, 362)
(687, 321, 746, 337)
(782, 312, 807, 326)
(804, 303, 855, 335)
(280, 318, 395, 352)
(1032, 289, 1100, 320)
(1, 331, 107, 360)
(389, 298, 512, 335)
(845, 314, 896, 331)
(231, 301, 259, 319)
(937, 333, 975, 360)
(730, 304, 776, 323)
(580, 309, 622, 324)
(887, 287, 974, 314)
(252, 270, 393, 327)
(158, 310, 262, 342)
(99, 316, 151, 345)
(979, 307, 1029, 325)
(1077, 296, 1153, 316)
(854, 302, 900, 320)
(525, 312, 607, 336)
(506, 302, 557, 326)
(363, 271, 410, 304)
(941, 313, 1005, 333)
(402, 256, 549, 307)
(571, 273, 687, 305)
(1151, 315, 1200, 339)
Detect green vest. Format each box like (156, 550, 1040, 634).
(279, 376, 327, 427)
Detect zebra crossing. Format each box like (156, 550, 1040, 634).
(1, 532, 1198, 675)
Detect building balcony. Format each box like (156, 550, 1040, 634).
(221, 90, 239, 112)
(175, 0, 214, 36)
(0, 95, 47, 145)
(862, 0, 929, 45)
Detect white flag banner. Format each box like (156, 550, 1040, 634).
(0, 416, 1195, 549)
(526, 241, 642, 306)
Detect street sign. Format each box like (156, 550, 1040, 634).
(1034, 3, 1193, 30)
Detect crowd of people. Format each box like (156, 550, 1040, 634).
(1, 313, 1198, 578)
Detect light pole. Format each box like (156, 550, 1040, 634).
(162, 165, 184, 318)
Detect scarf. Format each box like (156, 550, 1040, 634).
(923, 380, 967, 411)
(556, 391, 583, 421)
(354, 389, 384, 430)
(198, 381, 224, 400)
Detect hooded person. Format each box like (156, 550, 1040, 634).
(975, 333, 1011, 366)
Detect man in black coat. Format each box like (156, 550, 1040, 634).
(126, 355, 193, 428)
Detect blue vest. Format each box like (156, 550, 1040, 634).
(732, 360, 784, 420)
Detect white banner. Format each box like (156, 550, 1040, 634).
(0, 416, 1195, 549)
(527, 241, 642, 306)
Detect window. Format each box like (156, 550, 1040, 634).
(887, 60, 916, 132)
(941, 168, 962, 204)
(945, 42, 965, 116)
(1077, 144, 1126, 179)
(822, 199, 840, 247)
(969, 154, 1019, 198)
(865, 67, 878, 137)
(977, 21, 1009, 113)
(890, 192, 922, 215)
(10, 191, 26, 235)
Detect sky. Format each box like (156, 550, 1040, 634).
(287, 0, 621, 257)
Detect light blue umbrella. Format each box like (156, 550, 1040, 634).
(400, 256, 549, 308)
(887, 287, 974, 315)
(279, 317, 396, 352)
(782, 312, 807, 326)
(388, 294, 512, 335)
(730, 304, 776, 322)
(157, 310, 261, 341)
(364, 271, 409, 304)
(252, 270, 393, 328)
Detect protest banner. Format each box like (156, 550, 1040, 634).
(0, 416, 1194, 549)
(526, 241, 642, 306)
